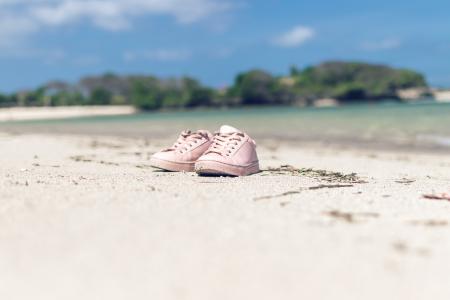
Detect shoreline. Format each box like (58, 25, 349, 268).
(0, 102, 449, 155)
(1, 126, 449, 156)
(1, 100, 449, 122)
(0, 105, 137, 122)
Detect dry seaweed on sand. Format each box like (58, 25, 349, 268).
(308, 184, 354, 190)
(423, 193, 450, 201)
(408, 220, 448, 227)
(254, 190, 301, 201)
(324, 210, 380, 223)
(70, 155, 94, 162)
(395, 178, 416, 184)
(254, 184, 354, 201)
(264, 165, 366, 183)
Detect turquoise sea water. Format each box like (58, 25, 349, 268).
(1, 101, 450, 152)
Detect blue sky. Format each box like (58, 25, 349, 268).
(1, 0, 449, 92)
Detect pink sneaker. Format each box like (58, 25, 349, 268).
(150, 130, 213, 172)
(195, 125, 260, 176)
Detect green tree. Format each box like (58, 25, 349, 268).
(227, 70, 298, 106)
(291, 61, 428, 102)
(89, 88, 112, 105)
(0, 93, 15, 107)
(180, 77, 214, 107)
(131, 79, 162, 110)
(187, 87, 214, 107)
(230, 70, 278, 105)
(289, 65, 301, 77)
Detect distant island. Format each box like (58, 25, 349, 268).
(0, 61, 438, 110)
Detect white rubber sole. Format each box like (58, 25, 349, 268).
(150, 157, 195, 172)
(195, 160, 260, 176)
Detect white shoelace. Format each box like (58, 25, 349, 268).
(165, 131, 206, 152)
(206, 132, 244, 156)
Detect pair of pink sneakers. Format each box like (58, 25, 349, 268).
(150, 125, 260, 176)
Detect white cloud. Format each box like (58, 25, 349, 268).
(361, 38, 402, 51)
(273, 25, 315, 48)
(124, 49, 192, 62)
(0, 14, 37, 48)
(0, 0, 232, 47)
(32, 1, 129, 30)
(0, 47, 66, 64)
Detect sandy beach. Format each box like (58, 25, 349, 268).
(1, 131, 450, 300)
(0, 106, 137, 122)
(2, 0, 450, 298)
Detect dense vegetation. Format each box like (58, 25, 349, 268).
(0, 61, 428, 110)
(290, 62, 427, 103)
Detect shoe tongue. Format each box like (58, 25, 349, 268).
(196, 129, 209, 135)
(195, 129, 211, 138)
(219, 125, 242, 134)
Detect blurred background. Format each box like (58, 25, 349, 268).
(1, 0, 449, 150)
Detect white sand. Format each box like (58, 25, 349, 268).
(1, 133, 450, 300)
(0, 106, 137, 122)
(432, 89, 450, 102)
